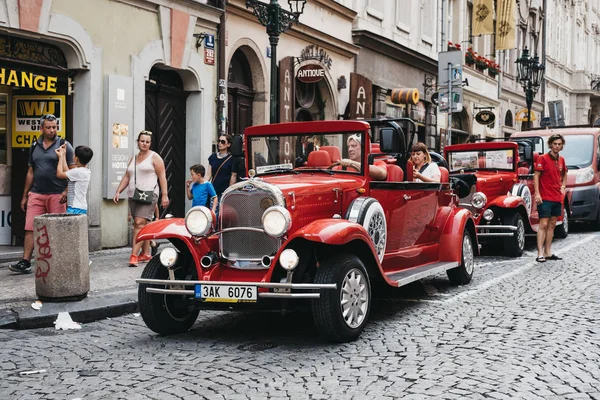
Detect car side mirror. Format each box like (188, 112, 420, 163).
(523, 146, 533, 161)
(231, 134, 244, 158)
(380, 128, 399, 153)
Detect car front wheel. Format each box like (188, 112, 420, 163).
(312, 254, 371, 343)
(138, 256, 200, 334)
(503, 212, 525, 257)
(554, 207, 569, 238)
(447, 229, 475, 285)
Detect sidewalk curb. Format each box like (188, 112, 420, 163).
(0, 291, 138, 330)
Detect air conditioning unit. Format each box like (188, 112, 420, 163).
(548, 100, 565, 127)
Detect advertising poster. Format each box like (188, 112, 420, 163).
(12, 95, 66, 148)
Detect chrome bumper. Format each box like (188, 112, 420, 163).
(476, 224, 517, 237)
(136, 278, 337, 299)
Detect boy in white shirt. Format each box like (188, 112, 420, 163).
(56, 145, 93, 214)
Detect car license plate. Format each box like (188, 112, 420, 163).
(194, 284, 257, 303)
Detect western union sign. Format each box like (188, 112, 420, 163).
(12, 95, 66, 148)
(0, 68, 58, 93)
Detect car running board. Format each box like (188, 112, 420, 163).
(386, 261, 459, 287)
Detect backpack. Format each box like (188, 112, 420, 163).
(29, 137, 66, 164)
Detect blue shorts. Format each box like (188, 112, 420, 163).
(538, 200, 561, 218)
(67, 206, 87, 215)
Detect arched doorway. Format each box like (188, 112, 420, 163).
(145, 66, 188, 218)
(228, 50, 254, 136)
(295, 77, 332, 121)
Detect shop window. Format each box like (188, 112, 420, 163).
(0, 93, 6, 164)
(505, 110, 513, 127)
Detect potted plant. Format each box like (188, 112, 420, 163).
(475, 56, 488, 72)
(448, 41, 462, 51)
(465, 48, 476, 66)
(488, 62, 501, 78)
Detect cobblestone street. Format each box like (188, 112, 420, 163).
(1, 231, 599, 399)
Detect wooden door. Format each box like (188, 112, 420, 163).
(145, 80, 187, 218)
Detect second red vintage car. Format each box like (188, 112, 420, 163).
(136, 119, 477, 342)
(445, 140, 568, 257)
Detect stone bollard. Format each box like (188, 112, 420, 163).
(34, 214, 90, 302)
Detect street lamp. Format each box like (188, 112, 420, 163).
(515, 47, 545, 129)
(245, 0, 307, 123)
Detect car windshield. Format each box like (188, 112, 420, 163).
(247, 131, 365, 175)
(516, 134, 594, 168)
(447, 148, 515, 172)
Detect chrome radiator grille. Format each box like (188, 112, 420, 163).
(220, 188, 280, 260)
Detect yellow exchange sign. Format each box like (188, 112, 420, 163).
(0, 68, 58, 93)
(12, 95, 66, 148)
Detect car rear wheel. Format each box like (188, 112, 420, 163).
(139, 256, 199, 334)
(447, 230, 475, 285)
(312, 254, 371, 343)
(554, 207, 569, 238)
(503, 212, 525, 257)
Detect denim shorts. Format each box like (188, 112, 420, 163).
(538, 200, 562, 218)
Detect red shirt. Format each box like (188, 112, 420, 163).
(535, 152, 567, 202)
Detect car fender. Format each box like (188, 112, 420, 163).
(283, 218, 383, 278)
(137, 219, 214, 266)
(439, 208, 478, 262)
(487, 194, 527, 210)
(289, 218, 377, 249)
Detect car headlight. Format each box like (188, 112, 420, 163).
(471, 192, 487, 209)
(185, 206, 214, 236)
(483, 209, 494, 221)
(262, 206, 292, 238)
(575, 167, 594, 184)
(279, 248, 299, 271)
(159, 247, 178, 268)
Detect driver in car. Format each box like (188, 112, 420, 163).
(338, 134, 387, 180)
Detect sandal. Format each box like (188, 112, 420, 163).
(535, 256, 546, 263)
(546, 254, 562, 261)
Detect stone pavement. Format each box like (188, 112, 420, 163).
(0, 246, 143, 330)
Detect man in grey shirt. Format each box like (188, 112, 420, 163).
(9, 114, 75, 274)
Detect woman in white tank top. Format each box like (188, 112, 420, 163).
(113, 131, 170, 267)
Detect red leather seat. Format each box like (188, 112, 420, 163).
(307, 150, 332, 167)
(371, 143, 381, 153)
(439, 166, 449, 183)
(406, 160, 413, 181)
(320, 146, 341, 162)
(386, 164, 404, 182)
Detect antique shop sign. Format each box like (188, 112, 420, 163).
(296, 64, 325, 83)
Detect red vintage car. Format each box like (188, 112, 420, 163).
(444, 140, 568, 257)
(136, 119, 477, 342)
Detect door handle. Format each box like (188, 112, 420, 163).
(403, 194, 411, 201)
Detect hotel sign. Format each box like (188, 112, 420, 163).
(0, 68, 58, 93)
(296, 64, 325, 83)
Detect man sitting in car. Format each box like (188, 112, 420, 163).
(338, 134, 387, 181)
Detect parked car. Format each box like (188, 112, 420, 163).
(511, 127, 600, 230)
(444, 140, 568, 257)
(136, 119, 477, 342)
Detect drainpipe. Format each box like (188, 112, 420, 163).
(541, 0, 547, 117)
(440, 0, 447, 53)
(217, 0, 227, 137)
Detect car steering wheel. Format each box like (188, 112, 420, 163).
(328, 161, 360, 171)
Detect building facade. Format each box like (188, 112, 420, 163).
(0, 0, 222, 250)
(225, 0, 358, 134)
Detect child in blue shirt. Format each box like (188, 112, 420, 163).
(186, 164, 217, 214)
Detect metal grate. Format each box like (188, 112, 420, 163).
(220, 188, 280, 261)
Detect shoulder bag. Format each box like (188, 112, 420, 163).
(132, 154, 156, 204)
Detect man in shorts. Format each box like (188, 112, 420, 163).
(9, 114, 75, 274)
(533, 133, 568, 263)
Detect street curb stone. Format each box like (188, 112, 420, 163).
(0, 291, 138, 330)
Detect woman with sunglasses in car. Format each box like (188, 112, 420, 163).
(206, 134, 237, 218)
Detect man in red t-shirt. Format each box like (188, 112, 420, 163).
(533, 134, 568, 262)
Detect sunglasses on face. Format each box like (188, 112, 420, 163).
(219, 139, 228, 144)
